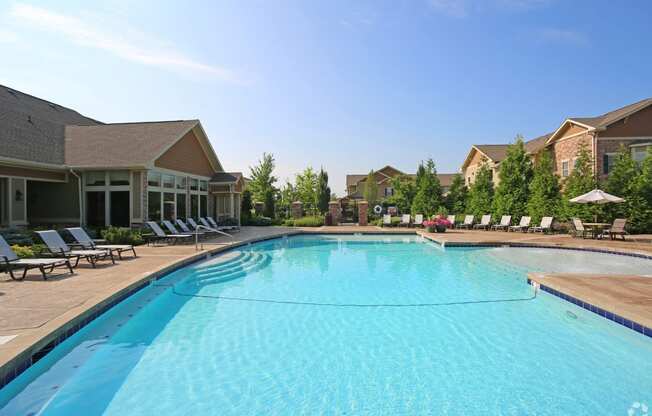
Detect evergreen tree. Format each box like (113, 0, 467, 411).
(527, 150, 561, 224)
(263, 189, 275, 218)
(363, 170, 379, 204)
(629, 148, 652, 233)
(466, 163, 494, 217)
(561, 143, 596, 220)
(386, 174, 417, 214)
(492, 136, 533, 220)
(248, 153, 277, 202)
(240, 190, 253, 224)
(317, 168, 331, 214)
(411, 159, 443, 216)
(445, 174, 468, 214)
(604, 145, 638, 221)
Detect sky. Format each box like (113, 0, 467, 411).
(1, 0, 651, 195)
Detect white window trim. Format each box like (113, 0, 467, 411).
(83, 171, 132, 227)
(147, 169, 210, 221)
(561, 159, 570, 177)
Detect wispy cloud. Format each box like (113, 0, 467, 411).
(8, 3, 246, 84)
(427, 0, 551, 18)
(538, 28, 589, 46)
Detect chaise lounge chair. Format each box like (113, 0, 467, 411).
(174, 219, 207, 239)
(382, 214, 391, 227)
(508, 216, 531, 232)
(601, 218, 628, 240)
(205, 217, 239, 232)
(473, 215, 491, 230)
(66, 227, 137, 260)
(571, 218, 590, 239)
(399, 214, 411, 227)
(198, 217, 230, 235)
(447, 215, 456, 228)
(36, 230, 114, 268)
(456, 215, 474, 229)
(413, 214, 424, 228)
(529, 217, 553, 233)
(0, 235, 73, 280)
(146, 221, 192, 245)
(491, 215, 511, 231)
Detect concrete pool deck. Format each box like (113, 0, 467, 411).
(1, 226, 651, 386)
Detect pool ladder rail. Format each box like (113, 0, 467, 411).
(194, 224, 235, 251)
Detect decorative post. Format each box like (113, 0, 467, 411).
(328, 201, 340, 226)
(291, 201, 303, 219)
(358, 200, 368, 226)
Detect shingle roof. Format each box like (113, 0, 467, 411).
(0, 85, 100, 165)
(437, 173, 457, 187)
(568, 97, 652, 129)
(346, 174, 367, 187)
(524, 133, 552, 154)
(474, 144, 509, 162)
(64, 120, 198, 168)
(211, 171, 242, 183)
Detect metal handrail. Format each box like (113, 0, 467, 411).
(194, 224, 235, 251)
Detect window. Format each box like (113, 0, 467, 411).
(147, 172, 161, 187)
(632, 144, 651, 164)
(384, 187, 394, 197)
(176, 176, 187, 190)
(190, 194, 199, 218)
(603, 153, 618, 175)
(200, 195, 208, 217)
(163, 192, 175, 220)
(109, 171, 130, 186)
(199, 180, 208, 192)
(190, 178, 199, 191)
(561, 160, 569, 177)
(162, 174, 175, 189)
(148, 191, 162, 221)
(176, 194, 187, 219)
(85, 171, 105, 186)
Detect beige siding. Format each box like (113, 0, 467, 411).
(154, 131, 215, 177)
(600, 104, 652, 137)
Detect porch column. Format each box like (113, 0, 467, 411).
(230, 191, 235, 219)
(328, 201, 340, 225)
(358, 200, 368, 226)
(291, 201, 303, 219)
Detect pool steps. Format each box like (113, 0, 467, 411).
(189, 251, 271, 286)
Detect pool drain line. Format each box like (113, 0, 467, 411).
(167, 285, 538, 308)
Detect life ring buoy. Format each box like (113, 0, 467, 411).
(373, 205, 382, 214)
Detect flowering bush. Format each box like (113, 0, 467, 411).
(424, 217, 451, 232)
(434, 217, 451, 227)
(423, 220, 436, 229)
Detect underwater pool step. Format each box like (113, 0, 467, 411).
(191, 253, 272, 285)
(195, 251, 256, 273)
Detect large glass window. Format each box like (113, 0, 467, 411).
(147, 172, 161, 187)
(603, 153, 617, 174)
(176, 194, 187, 219)
(148, 191, 161, 221)
(190, 194, 199, 218)
(109, 171, 130, 186)
(110, 191, 130, 226)
(85, 171, 105, 186)
(163, 192, 175, 220)
(176, 176, 187, 191)
(200, 195, 208, 217)
(199, 180, 208, 192)
(86, 191, 105, 226)
(162, 174, 175, 189)
(190, 178, 199, 191)
(632, 145, 651, 164)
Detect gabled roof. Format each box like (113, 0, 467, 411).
(437, 173, 456, 187)
(547, 97, 652, 144)
(64, 120, 222, 170)
(524, 133, 552, 154)
(0, 85, 100, 165)
(461, 144, 508, 170)
(346, 174, 367, 187)
(210, 171, 243, 184)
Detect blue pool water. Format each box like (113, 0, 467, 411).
(1, 235, 651, 415)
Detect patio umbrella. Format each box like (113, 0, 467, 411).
(569, 189, 624, 222)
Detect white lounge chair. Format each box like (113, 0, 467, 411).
(491, 215, 511, 231)
(571, 218, 590, 239)
(447, 215, 456, 228)
(382, 214, 391, 227)
(473, 215, 491, 230)
(413, 214, 424, 227)
(0, 235, 73, 280)
(457, 215, 474, 229)
(509, 216, 531, 232)
(66, 227, 137, 260)
(601, 218, 628, 240)
(400, 214, 411, 227)
(529, 217, 553, 233)
(36, 230, 114, 268)
(146, 221, 192, 245)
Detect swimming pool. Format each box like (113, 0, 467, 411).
(1, 235, 651, 415)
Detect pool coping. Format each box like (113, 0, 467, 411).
(1, 229, 650, 390)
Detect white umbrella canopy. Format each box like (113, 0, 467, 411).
(569, 189, 625, 204)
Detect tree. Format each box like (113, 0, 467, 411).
(445, 174, 467, 214)
(604, 145, 638, 221)
(527, 150, 561, 224)
(295, 167, 319, 214)
(240, 190, 253, 224)
(466, 162, 494, 217)
(277, 181, 296, 219)
(561, 143, 596, 220)
(628, 147, 652, 233)
(386, 174, 417, 214)
(363, 170, 379, 204)
(411, 159, 443, 216)
(263, 189, 275, 218)
(317, 168, 331, 214)
(248, 153, 277, 203)
(492, 136, 533, 220)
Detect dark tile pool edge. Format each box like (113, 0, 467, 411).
(527, 278, 652, 339)
(0, 231, 303, 390)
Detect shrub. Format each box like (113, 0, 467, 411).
(283, 219, 295, 226)
(218, 217, 239, 226)
(0, 229, 34, 246)
(246, 216, 273, 226)
(101, 227, 144, 245)
(292, 216, 324, 227)
(11, 244, 35, 258)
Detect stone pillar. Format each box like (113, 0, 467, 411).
(328, 201, 340, 225)
(358, 200, 368, 226)
(291, 201, 303, 219)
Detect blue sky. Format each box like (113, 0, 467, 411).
(1, 0, 651, 194)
